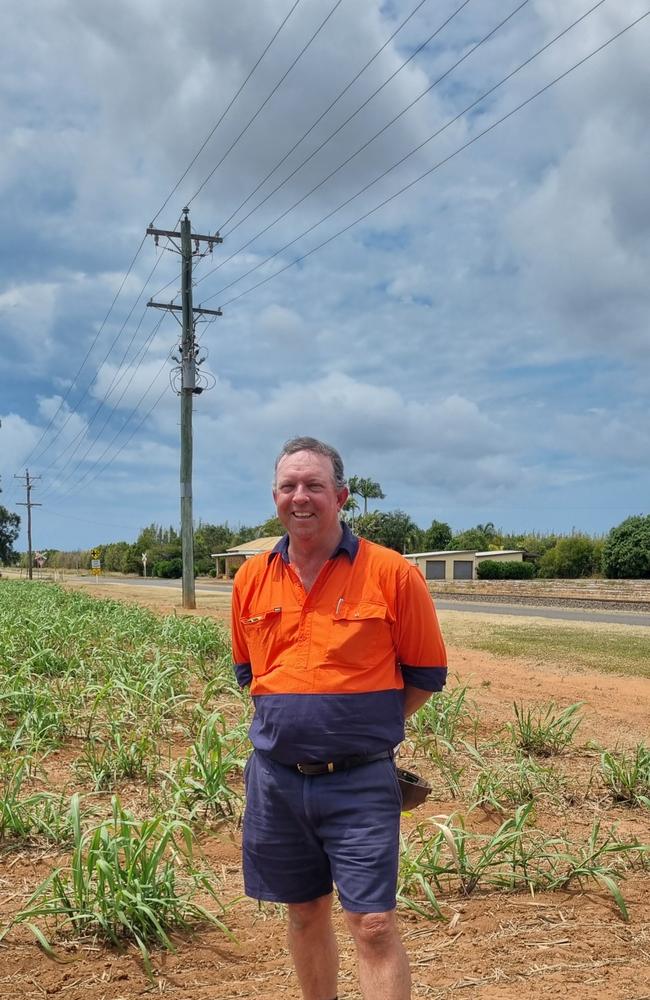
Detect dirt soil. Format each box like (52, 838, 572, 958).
(1, 580, 649, 1000)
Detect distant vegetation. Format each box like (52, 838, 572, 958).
(8, 469, 650, 580)
(18, 512, 650, 580)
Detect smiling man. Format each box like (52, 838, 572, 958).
(231, 436, 447, 1000)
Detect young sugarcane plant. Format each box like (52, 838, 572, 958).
(600, 744, 650, 807)
(0, 794, 233, 980)
(509, 701, 584, 756)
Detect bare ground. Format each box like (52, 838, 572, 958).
(1, 580, 649, 1000)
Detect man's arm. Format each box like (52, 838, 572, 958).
(403, 684, 434, 718)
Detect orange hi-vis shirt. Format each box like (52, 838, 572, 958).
(231, 524, 447, 764)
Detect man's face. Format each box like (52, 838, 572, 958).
(273, 450, 348, 542)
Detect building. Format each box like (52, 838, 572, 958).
(211, 536, 282, 578)
(404, 548, 527, 581)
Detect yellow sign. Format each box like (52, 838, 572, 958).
(91, 548, 100, 559)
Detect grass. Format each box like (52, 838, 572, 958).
(1, 795, 232, 978)
(438, 612, 650, 679)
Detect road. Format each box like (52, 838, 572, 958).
(59, 574, 650, 627)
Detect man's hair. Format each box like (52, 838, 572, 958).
(274, 436, 346, 489)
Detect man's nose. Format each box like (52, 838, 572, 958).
(293, 484, 310, 502)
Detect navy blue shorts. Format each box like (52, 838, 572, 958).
(242, 751, 402, 913)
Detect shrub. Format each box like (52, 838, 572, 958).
(538, 535, 600, 578)
(476, 560, 535, 580)
(602, 515, 650, 579)
(153, 558, 183, 579)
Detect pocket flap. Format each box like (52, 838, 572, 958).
(241, 607, 281, 627)
(333, 600, 388, 622)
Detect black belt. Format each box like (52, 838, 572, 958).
(295, 750, 392, 775)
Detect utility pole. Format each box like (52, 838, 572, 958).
(147, 209, 223, 609)
(14, 469, 42, 580)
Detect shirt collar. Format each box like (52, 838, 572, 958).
(269, 520, 359, 564)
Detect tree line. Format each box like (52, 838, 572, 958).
(2, 473, 649, 579)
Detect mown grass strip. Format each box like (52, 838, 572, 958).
(439, 612, 650, 678)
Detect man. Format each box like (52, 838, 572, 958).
(231, 436, 447, 1000)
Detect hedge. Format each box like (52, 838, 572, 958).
(476, 560, 536, 580)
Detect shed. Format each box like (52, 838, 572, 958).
(404, 548, 526, 581)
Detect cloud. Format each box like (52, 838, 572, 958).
(2, 1, 649, 548)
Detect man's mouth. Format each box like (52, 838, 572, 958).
(292, 512, 314, 519)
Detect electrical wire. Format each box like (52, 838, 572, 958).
(21, 234, 148, 470)
(185, 0, 347, 208)
(209, 9, 648, 312)
(199, 0, 614, 307)
(150, 0, 304, 225)
(196, 0, 526, 295)
(38, 315, 166, 499)
(13, 0, 305, 489)
(216, 0, 477, 241)
(28, 233, 174, 476)
(37, 303, 155, 479)
(50, 348, 175, 500)
(217, 0, 433, 235)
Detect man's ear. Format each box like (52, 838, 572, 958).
(336, 486, 349, 510)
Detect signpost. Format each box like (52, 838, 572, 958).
(142, 553, 148, 578)
(90, 548, 102, 577)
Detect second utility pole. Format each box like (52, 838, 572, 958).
(147, 209, 222, 609)
(14, 469, 42, 580)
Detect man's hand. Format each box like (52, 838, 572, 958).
(403, 684, 433, 718)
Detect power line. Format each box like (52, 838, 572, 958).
(15, 4, 305, 488)
(150, 0, 304, 225)
(28, 0, 320, 484)
(196, 0, 526, 293)
(37, 304, 157, 480)
(204, 0, 626, 311)
(51, 349, 174, 500)
(185, 0, 348, 208)
(28, 233, 174, 475)
(46, 508, 137, 532)
(217, 0, 433, 235)
(21, 234, 148, 470)
(38, 314, 166, 499)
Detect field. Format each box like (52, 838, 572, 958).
(1, 578, 649, 1000)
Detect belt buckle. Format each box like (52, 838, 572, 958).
(296, 761, 336, 774)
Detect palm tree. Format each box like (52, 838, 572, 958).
(348, 475, 386, 515)
(342, 496, 359, 527)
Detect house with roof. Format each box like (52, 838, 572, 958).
(211, 536, 283, 578)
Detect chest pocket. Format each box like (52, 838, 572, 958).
(325, 600, 391, 668)
(240, 608, 282, 676)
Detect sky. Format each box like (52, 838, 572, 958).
(1, 0, 649, 553)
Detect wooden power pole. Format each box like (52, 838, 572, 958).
(147, 209, 222, 609)
(14, 469, 42, 580)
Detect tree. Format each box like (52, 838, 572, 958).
(450, 527, 494, 551)
(195, 522, 235, 557)
(538, 535, 600, 578)
(603, 515, 650, 579)
(348, 475, 385, 515)
(341, 495, 359, 527)
(422, 519, 452, 550)
(257, 515, 284, 536)
(0, 505, 20, 564)
(355, 510, 420, 553)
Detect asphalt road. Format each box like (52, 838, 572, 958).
(62, 575, 650, 627)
